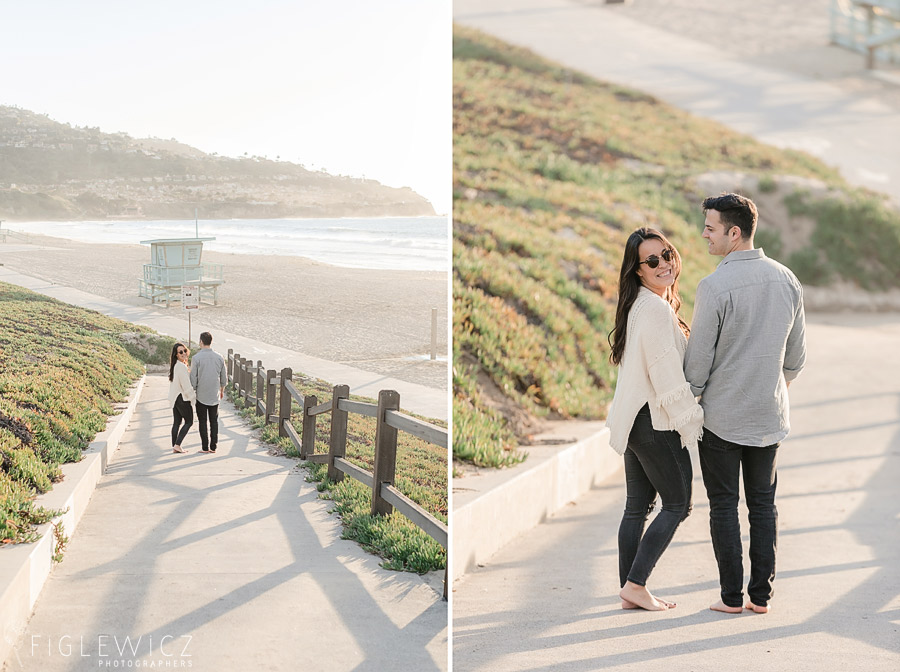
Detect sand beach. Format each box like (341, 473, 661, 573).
(0, 232, 449, 390)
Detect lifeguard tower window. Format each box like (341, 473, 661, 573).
(138, 238, 225, 307)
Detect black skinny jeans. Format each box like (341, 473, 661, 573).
(171, 394, 193, 447)
(195, 401, 219, 451)
(618, 404, 693, 587)
(699, 429, 779, 608)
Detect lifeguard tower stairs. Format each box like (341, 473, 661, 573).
(138, 238, 224, 307)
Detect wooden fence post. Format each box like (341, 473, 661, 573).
(237, 356, 245, 405)
(243, 358, 251, 407)
(241, 357, 249, 406)
(301, 395, 318, 459)
(234, 355, 241, 400)
(278, 368, 293, 438)
(239, 355, 246, 400)
(265, 369, 276, 425)
(255, 360, 264, 416)
(371, 390, 400, 516)
(227, 348, 233, 384)
(328, 385, 350, 482)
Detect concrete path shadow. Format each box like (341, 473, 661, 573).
(3, 375, 447, 672)
(452, 315, 900, 671)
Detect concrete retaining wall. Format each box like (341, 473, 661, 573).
(0, 376, 144, 666)
(452, 424, 621, 583)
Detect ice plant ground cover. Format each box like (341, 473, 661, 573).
(0, 282, 171, 543)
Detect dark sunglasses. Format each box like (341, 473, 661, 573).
(177, 348, 188, 355)
(639, 248, 674, 269)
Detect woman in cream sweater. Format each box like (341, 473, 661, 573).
(606, 227, 704, 611)
(168, 342, 195, 454)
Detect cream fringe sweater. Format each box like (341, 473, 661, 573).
(606, 287, 704, 455)
(168, 360, 196, 407)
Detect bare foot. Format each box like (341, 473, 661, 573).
(620, 582, 669, 611)
(709, 599, 743, 614)
(172, 445, 187, 454)
(622, 597, 675, 609)
(745, 602, 769, 613)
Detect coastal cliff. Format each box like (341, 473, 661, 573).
(0, 106, 435, 220)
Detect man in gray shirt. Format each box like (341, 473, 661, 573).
(190, 331, 227, 453)
(684, 193, 806, 615)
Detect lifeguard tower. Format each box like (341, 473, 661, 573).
(138, 238, 225, 306)
(830, 0, 900, 67)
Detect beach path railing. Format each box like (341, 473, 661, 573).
(226, 349, 449, 598)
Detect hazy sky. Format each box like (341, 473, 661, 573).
(0, 1, 451, 214)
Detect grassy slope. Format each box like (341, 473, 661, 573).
(452, 26, 890, 467)
(0, 283, 169, 543)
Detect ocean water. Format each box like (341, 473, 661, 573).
(8, 216, 449, 272)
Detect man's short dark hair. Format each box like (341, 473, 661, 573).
(199, 331, 212, 346)
(702, 192, 758, 240)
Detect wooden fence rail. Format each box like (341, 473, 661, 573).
(226, 349, 449, 598)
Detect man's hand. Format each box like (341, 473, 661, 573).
(219, 386, 225, 400)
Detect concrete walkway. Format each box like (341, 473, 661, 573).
(0, 267, 447, 421)
(454, 0, 900, 206)
(2, 375, 447, 671)
(452, 314, 900, 670)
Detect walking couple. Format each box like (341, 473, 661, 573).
(167, 331, 228, 455)
(607, 193, 807, 614)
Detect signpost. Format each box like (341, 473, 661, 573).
(182, 285, 200, 345)
(431, 308, 437, 360)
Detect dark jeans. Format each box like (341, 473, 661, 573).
(699, 429, 779, 608)
(171, 394, 193, 447)
(195, 401, 220, 451)
(618, 405, 693, 587)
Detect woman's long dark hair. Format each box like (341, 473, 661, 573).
(168, 342, 187, 382)
(608, 228, 689, 366)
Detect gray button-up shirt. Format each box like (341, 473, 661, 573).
(683, 249, 806, 447)
(190, 347, 227, 406)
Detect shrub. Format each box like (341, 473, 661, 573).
(758, 174, 777, 193)
(755, 229, 784, 260)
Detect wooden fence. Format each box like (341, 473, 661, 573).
(226, 349, 449, 598)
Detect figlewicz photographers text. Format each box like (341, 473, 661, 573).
(29, 634, 193, 668)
